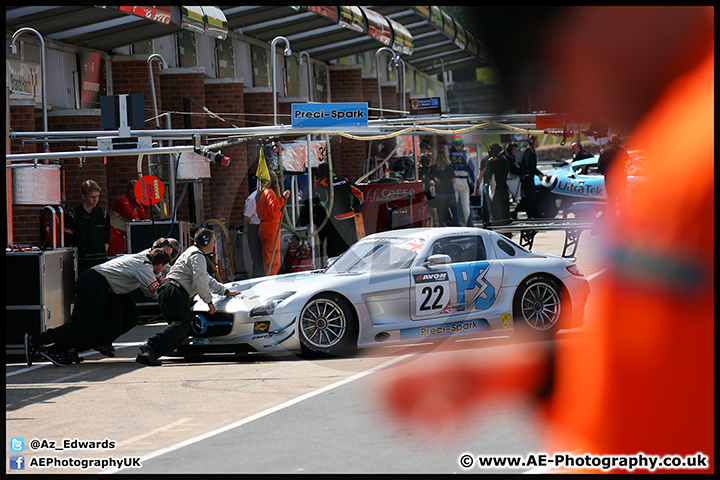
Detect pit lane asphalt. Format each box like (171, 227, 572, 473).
(5, 228, 607, 474)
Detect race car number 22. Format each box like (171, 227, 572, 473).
(416, 284, 451, 316)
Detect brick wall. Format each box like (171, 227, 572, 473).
(8, 104, 38, 154)
(205, 81, 247, 229)
(362, 77, 379, 113)
(102, 59, 156, 233)
(243, 90, 275, 129)
(157, 70, 207, 223)
(328, 66, 366, 181)
(7, 58, 413, 247)
(241, 89, 274, 219)
(161, 70, 207, 130)
(111, 58, 163, 124)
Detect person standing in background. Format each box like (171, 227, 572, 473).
(474, 148, 495, 227)
(257, 171, 291, 276)
(482, 143, 513, 224)
(65, 179, 111, 273)
(514, 135, 545, 219)
(570, 141, 594, 161)
(448, 135, 475, 226)
(108, 179, 149, 256)
(598, 134, 629, 217)
(313, 162, 365, 258)
(430, 150, 460, 226)
(243, 189, 265, 278)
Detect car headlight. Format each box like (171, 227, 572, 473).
(249, 292, 296, 317)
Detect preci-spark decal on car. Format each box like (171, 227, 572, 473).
(400, 319, 491, 340)
(413, 261, 497, 317)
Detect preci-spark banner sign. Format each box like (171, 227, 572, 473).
(292, 103, 368, 128)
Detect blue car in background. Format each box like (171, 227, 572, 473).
(532, 155, 647, 218)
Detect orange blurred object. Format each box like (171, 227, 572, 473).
(547, 40, 714, 474)
(379, 7, 713, 473)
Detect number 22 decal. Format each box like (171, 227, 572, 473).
(419, 285, 445, 311)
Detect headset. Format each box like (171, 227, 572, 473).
(195, 228, 213, 247)
(152, 238, 180, 260)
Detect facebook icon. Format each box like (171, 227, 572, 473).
(10, 455, 25, 470)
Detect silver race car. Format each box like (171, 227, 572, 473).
(178, 227, 590, 357)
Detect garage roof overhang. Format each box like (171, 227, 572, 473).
(6, 5, 487, 73)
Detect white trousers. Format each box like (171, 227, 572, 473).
(454, 179, 472, 226)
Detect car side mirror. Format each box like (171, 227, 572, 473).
(422, 254, 451, 268)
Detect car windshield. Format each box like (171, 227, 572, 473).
(326, 237, 425, 273)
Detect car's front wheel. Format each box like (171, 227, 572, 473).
(535, 188, 559, 218)
(513, 275, 562, 337)
(299, 294, 358, 356)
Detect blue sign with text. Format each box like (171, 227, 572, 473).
(409, 97, 441, 115)
(292, 103, 368, 128)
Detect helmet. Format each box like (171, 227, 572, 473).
(451, 135, 464, 144)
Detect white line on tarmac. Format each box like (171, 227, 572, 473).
(114, 418, 193, 448)
(101, 353, 415, 474)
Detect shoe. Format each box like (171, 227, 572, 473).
(24, 333, 36, 366)
(66, 348, 84, 364)
(93, 344, 116, 357)
(38, 349, 74, 367)
(135, 344, 162, 366)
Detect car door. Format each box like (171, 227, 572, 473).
(410, 233, 504, 322)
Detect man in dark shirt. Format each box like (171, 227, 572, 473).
(65, 179, 111, 273)
(571, 141, 594, 161)
(475, 153, 491, 225)
(483, 143, 513, 224)
(598, 134, 629, 217)
(314, 163, 365, 258)
(514, 135, 546, 219)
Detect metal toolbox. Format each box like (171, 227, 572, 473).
(126, 220, 191, 254)
(5, 248, 77, 351)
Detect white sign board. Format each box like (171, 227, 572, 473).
(6, 59, 43, 107)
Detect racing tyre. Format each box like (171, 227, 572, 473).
(299, 294, 358, 356)
(513, 275, 562, 338)
(535, 188, 559, 218)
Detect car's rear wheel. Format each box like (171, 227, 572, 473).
(513, 275, 562, 337)
(299, 294, 358, 356)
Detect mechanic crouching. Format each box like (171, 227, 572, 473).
(136, 228, 240, 366)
